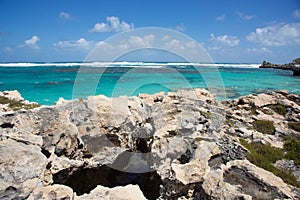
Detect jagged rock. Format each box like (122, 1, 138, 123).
(0, 89, 300, 199)
(0, 139, 47, 199)
(171, 159, 210, 185)
(27, 184, 74, 200)
(260, 58, 300, 76)
(74, 184, 146, 200)
(0, 90, 24, 101)
(250, 93, 277, 107)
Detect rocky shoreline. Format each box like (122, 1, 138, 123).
(260, 58, 300, 76)
(0, 89, 300, 199)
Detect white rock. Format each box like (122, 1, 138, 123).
(74, 184, 147, 200)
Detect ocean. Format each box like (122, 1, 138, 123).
(0, 62, 299, 105)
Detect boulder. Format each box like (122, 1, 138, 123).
(0, 139, 47, 199)
(74, 184, 146, 200)
(27, 185, 74, 200)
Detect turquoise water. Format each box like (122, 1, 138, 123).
(0, 63, 299, 105)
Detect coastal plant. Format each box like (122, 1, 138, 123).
(0, 96, 12, 104)
(0, 95, 39, 111)
(288, 122, 300, 132)
(272, 104, 286, 116)
(225, 119, 235, 126)
(253, 120, 275, 135)
(284, 138, 300, 165)
(240, 139, 300, 187)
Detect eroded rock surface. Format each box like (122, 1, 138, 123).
(0, 89, 299, 199)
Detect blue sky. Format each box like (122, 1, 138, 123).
(0, 0, 299, 63)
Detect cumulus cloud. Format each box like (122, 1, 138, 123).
(236, 11, 255, 20)
(247, 47, 271, 53)
(210, 34, 240, 48)
(162, 36, 199, 52)
(293, 10, 300, 19)
(19, 35, 40, 49)
(89, 16, 134, 32)
(128, 34, 154, 47)
(96, 34, 154, 50)
(54, 38, 94, 50)
(246, 23, 300, 46)
(59, 11, 72, 21)
(216, 15, 225, 21)
(174, 23, 186, 31)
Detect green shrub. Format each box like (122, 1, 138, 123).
(240, 139, 300, 187)
(288, 122, 300, 132)
(252, 142, 284, 163)
(284, 138, 300, 165)
(253, 120, 275, 135)
(0, 96, 11, 104)
(273, 104, 286, 116)
(0, 95, 39, 111)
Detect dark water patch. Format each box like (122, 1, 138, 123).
(53, 164, 162, 200)
(47, 80, 75, 85)
(223, 167, 288, 199)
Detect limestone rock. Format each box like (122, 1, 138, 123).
(27, 185, 74, 200)
(0, 89, 300, 199)
(171, 160, 210, 185)
(74, 184, 146, 200)
(0, 139, 47, 199)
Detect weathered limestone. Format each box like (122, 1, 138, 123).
(0, 89, 299, 199)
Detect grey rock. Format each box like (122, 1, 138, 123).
(0, 139, 47, 199)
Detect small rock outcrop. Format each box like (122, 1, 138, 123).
(0, 89, 300, 199)
(260, 58, 300, 76)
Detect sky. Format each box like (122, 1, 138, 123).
(0, 0, 299, 63)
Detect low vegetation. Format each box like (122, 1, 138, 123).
(0, 96, 39, 111)
(240, 139, 300, 187)
(272, 104, 286, 116)
(288, 122, 300, 132)
(253, 120, 275, 135)
(284, 138, 300, 165)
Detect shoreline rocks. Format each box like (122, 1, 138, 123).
(260, 58, 300, 76)
(0, 89, 300, 199)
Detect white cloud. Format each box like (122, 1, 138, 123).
(175, 23, 186, 31)
(236, 11, 255, 20)
(293, 10, 300, 19)
(54, 38, 94, 50)
(210, 34, 240, 47)
(185, 41, 197, 48)
(2, 47, 13, 52)
(128, 34, 154, 47)
(164, 39, 184, 51)
(96, 34, 154, 50)
(246, 23, 300, 46)
(163, 37, 199, 52)
(216, 15, 225, 21)
(20, 35, 40, 49)
(59, 11, 71, 21)
(247, 47, 271, 53)
(89, 16, 134, 32)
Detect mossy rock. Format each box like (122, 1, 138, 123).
(0, 95, 39, 111)
(253, 120, 275, 135)
(273, 104, 286, 116)
(0, 96, 11, 104)
(240, 139, 300, 187)
(288, 122, 300, 132)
